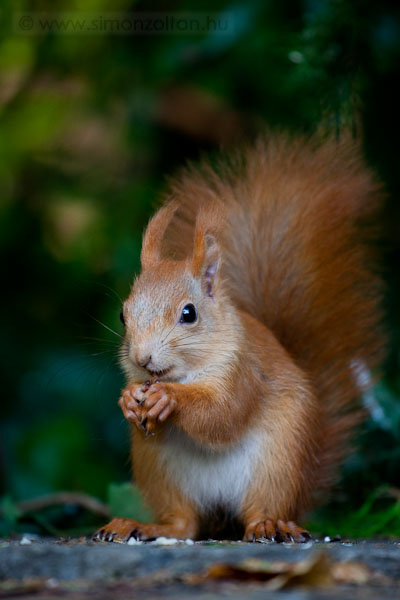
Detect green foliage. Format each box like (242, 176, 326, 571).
(0, 497, 21, 537)
(0, 0, 400, 538)
(108, 482, 152, 523)
(0, 482, 151, 537)
(309, 487, 400, 539)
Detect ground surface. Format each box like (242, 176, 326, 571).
(1, 537, 400, 599)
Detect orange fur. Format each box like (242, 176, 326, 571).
(95, 131, 384, 544)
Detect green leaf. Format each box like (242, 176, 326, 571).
(0, 495, 21, 522)
(107, 482, 152, 523)
(0, 495, 21, 537)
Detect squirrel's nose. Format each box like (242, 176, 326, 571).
(137, 355, 152, 369)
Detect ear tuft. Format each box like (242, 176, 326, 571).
(191, 229, 220, 297)
(141, 201, 178, 270)
(203, 234, 220, 297)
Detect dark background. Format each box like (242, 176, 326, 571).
(1, 0, 400, 537)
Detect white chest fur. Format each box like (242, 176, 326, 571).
(158, 428, 262, 514)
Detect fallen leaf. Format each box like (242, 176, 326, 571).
(332, 561, 371, 584)
(187, 552, 374, 590)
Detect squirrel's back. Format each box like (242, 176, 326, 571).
(163, 131, 385, 494)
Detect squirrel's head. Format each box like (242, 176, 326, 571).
(120, 203, 233, 383)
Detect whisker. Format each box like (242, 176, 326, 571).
(87, 281, 125, 304)
(87, 349, 117, 357)
(87, 314, 123, 339)
(169, 332, 276, 353)
(171, 342, 270, 360)
(169, 329, 238, 343)
(78, 337, 119, 348)
(171, 346, 235, 358)
(161, 321, 180, 345)
(171, 338, 234, 347)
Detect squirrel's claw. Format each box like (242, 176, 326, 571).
(119, 382, 176, 437)
(93, 518, 142, 543)
(93, 517, 165, 543)
(244, 519, 311, 544)
(139, 416, 148, 431)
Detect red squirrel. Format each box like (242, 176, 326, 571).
(95, 132, 384, 543)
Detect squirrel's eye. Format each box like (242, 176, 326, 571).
(180, 303, 197, 324)
(120, 310, 125, 326)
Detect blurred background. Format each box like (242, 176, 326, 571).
(1, 0, 400, 538)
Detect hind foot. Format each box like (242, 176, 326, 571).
(244, 519, 311, 543)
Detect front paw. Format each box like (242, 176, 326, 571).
(118, 382, 150, 430)
(94, 517, 153, 543)
(141, 382, 177, 433)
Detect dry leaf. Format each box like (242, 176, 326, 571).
(187, 552, 373, 590)
(332, 561, 371, 584)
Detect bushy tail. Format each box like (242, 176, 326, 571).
(164, 131, 385, 492)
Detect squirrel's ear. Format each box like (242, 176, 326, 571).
(192, 229, 220, 297)
(141, 202, 177, 270)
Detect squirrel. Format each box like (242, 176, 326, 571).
(95, 132, 384, 543)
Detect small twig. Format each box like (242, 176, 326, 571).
(17, 492, 110, 518)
